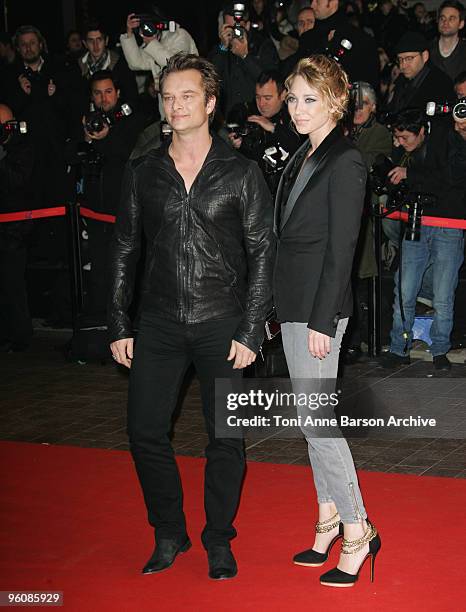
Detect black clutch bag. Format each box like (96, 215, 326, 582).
(264, 307, 281, 341)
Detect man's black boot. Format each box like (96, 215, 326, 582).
(142, 538, 191, 574)
(380, 352, 411, 368)
(433, 354, 452, 371)
(207, 545, 238, 580)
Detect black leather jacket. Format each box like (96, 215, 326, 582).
(108, 135, 275, 352)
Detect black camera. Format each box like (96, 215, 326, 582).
(426, 98, 466, 121)
(329, 38, 352, 63)
(370, 154, 436, 241)
(231, 3, 247, 38)
(0, 120, 27, 144)
(160, 121, 173, 141)
(84, 103, 132, 134)
(263, 144, 290, 173)
(134, 14, 176, 37)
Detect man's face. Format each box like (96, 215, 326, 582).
(438, 7, 464, 37)
(17, 33, 42, 64)
(68, 33, 83, 53)
(162, 69, 215, 134)
(256, 80, 285, 118)
(91, 78, 119, 112)
(380, 1, 393, 16)
(394, 127, 425, 152)
(311, 0, 337, 21)
(297, 9, 316, 36)
(397, 50, 428, 79)
(84, 30, 108, 60)
(353, 97, 376, 125)
(455, 80, 466, 99)
(414, 4, 426, 20)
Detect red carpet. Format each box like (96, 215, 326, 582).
(0, 441, 464, 611)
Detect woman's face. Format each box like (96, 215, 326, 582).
(286, 75, 335, 137)
(353, 97, 375, 125)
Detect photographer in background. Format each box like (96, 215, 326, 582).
(81, 70, 147, 316)
(0, 104, 34, 352)
(381, 108, 466, 371)
(209, 2, 279, 116)
(429, 1, 466, 82)
(79, 22, 138, 109)
(120, 9, 198, 116)
(4, 25, 66, 206)
(385, 31, 455, 115)
(228, 70, 301, 196)
(298, 0, 379, 88)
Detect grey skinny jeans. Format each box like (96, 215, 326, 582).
(281, 319, 367, 524)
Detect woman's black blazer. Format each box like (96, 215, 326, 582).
(273, 126, 367, 337)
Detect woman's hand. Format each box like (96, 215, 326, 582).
(308, 329, 330, 359)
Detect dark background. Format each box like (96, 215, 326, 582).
(0, 0, 224, 55)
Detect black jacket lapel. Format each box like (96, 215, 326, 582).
(279, 127, 341, 232)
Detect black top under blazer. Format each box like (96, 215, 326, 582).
(273, 127, 367, 337)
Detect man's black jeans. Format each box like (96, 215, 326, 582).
(127, 312, 245, 549)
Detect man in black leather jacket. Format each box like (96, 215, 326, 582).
(108, 54, 274, 579)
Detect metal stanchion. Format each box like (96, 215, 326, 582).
(65, 197, 84, 335)
(368, 201, 382, 357)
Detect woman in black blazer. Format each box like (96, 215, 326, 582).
(274, 55, 381, 587)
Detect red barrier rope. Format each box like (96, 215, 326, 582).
(0, 206, 66, 223)
(385, 210, 466, 229)
(0, 205, 116, 224)
(79, 207, 116, 224)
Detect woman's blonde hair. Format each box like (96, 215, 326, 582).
(285, 55, 350, 123)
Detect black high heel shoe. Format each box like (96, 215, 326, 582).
(319, 521, 381, 587)
(293, 512, 343, 567)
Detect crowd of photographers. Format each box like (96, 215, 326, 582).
(1, 0, 466, 368)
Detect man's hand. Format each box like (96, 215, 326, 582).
(110, 338, 134, 368)
(228, 131, 242, 149)
(48, 79, 56, 97)
(231, 35, 248, 59)
(18, 74, 31, 95)
(126, 13, 140, 36)
(308, 329, 330, 359)
(454, 116, 466, 140)
(227, 340, 256, 369)
(247, 114, 274, 132)
(219, 24, 233, 48)
(388, 166, 407, 185)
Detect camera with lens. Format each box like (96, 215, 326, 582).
(370, 154, 408, 202)
(84, 103, 132, 134)
(328, 38, 352, 63)
(231, 3, 247, 38)
(262, 144, 290, 173)
(426, 98, 466, 121)
(160, 121, 173, 141)
(370, 154, 436, 241)
(134, 14, 176, 37)
(0, 120, 27, 144)
(226, 119, 262, 140)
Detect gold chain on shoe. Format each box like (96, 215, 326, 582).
(341, 522, 378, 555)
(315, 511, 340, 533)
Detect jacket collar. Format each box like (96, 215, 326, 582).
(275, 126, 342, 233)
